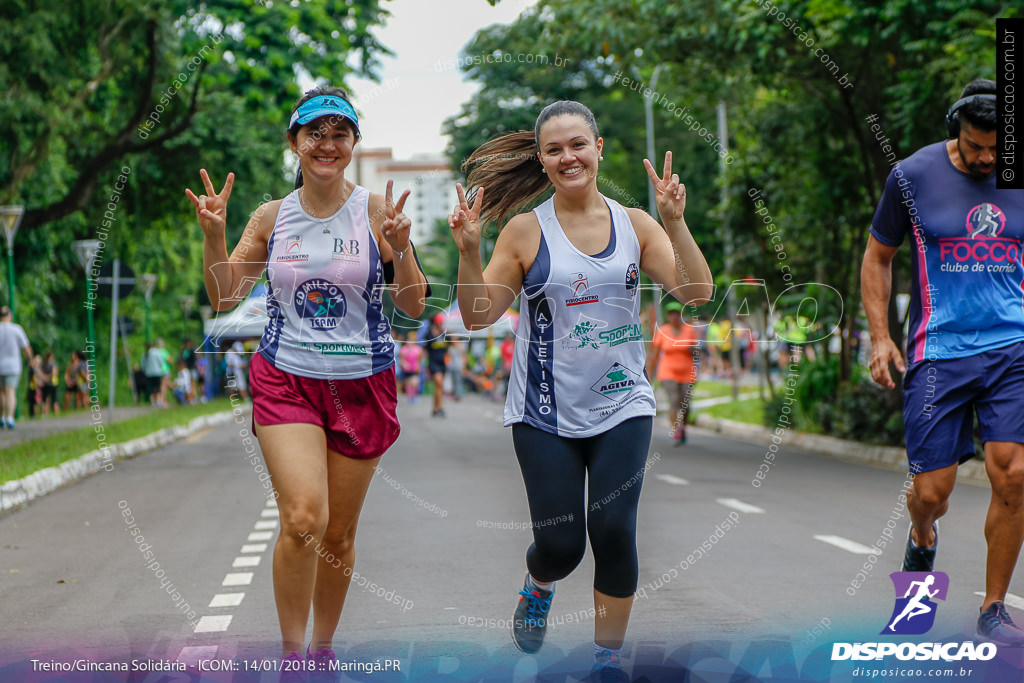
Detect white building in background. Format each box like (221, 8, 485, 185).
(351, 148, 458, 245)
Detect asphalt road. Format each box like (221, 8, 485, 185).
(1, 393, 1022, 682)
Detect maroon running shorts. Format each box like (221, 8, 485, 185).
(250, 352, 400, 459)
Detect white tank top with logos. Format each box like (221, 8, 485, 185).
(258, 186, 394, 379)
(504, 194, 656, 437)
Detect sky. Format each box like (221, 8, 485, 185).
(336, 0, 538, 160)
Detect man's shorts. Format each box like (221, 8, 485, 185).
(250, 352, 400, 460)
(904, 341, 1024, 473)
(0, 374, 19, 388)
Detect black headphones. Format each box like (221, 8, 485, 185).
(946, 93, 996, 139)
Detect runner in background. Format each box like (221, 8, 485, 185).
(647, 300, 700, 445)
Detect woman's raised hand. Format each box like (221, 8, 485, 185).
(643, 151, 686, 223)
(448, 183, 484, 255)
(381, 179, 412, 253)
(185, 169, 235, 238)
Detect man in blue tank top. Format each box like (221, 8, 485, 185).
(862, 79, 1024, 645)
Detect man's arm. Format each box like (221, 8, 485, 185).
(861, 235, 905, 389)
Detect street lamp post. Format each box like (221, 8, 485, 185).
(140, 273, 158, 345)
(179, 295, 194, 341)
(72, 239, 102, 406)
(0, 205, 25, 320)
(644, 64, 665, 220)
(199, 305, 213, 401)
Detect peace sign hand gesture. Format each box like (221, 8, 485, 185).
(381, 180, 412, 253)
(643, 151, 686, 223)
(448, 183, 484, 256)
(185, 169, 235, 239)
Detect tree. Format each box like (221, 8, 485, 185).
(476, 0, 1010, 391)
(0, 0, 393, 356)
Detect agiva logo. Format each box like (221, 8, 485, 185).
(831, 571, 997, 662)
(881, 571, 948, 635)
(590, 362, 639, 403)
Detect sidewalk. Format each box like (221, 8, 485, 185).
(0, 404, 155, 450)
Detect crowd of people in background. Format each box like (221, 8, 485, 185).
(392, 315, 521, 416)
(388, 309, 825, 421)
(0, 303, 826, 431)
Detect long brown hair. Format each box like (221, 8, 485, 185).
(462, 101, 600, 225)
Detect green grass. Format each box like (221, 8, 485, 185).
(692, 379, 759, 399)
(700, 397, 765, 425)
(0, 398, 235, 485)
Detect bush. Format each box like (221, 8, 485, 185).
(762, 358, 904, 446)
(825, 380, 904, 446)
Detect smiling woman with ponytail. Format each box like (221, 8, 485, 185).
(450, 100, 712, 682)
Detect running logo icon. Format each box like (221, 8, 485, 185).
(967, 203, 1006, 238)
(881, 571, 949, 635)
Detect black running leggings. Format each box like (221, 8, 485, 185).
(512, 416, 653, 598)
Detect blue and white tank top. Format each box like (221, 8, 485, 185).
(258, 186, 394, 379)
(504, 194, 656, 437)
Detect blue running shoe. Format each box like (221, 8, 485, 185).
(978, 602, 1024, 646)
(511, 575, 553, 653)
(590, 649, 629, 683)
(901, 522, 937, 572)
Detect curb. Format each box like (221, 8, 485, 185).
(693, 414, 990, 485)
(0, 409, 245, 513)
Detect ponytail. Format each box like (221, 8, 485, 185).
(463, 132, 549, 226)
(463, 100, 600, 226)
(294, 166, 303, 189)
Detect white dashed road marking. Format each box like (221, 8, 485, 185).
(209, 592, 246, 608)
(814, 535, 881, 555)
(194, 615, 233, 633)
(232, 555, 261, 568)
(222, 572, 254, 586)
(716, 498, 765, 514)
(655, 474, 690, 486)
(177, 646, 219, 664)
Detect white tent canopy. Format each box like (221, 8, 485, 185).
(203, 284, 520, 342)
(204, 282, 269, 341)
